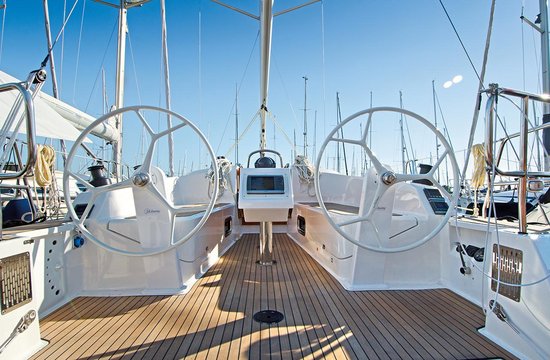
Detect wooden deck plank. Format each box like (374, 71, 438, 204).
(77, 296, 157, 359)
(60, 296, 149, 359)
(280, 234, 350, 360)
(300, 248, 396, 359)
(224, 234, 256, 359)
(163, 264, 229, 359)
(208, 239, 249, 359)
(275, 236, 317, 360)
(272, 236, 306, 360)
(284, 237, 368, 360)
(375, 290, 455, 359)
(139, 280, 209, 360)
(39, 296, 112, 336)
(190, 239, 250, 360)
(100, 296, 168, 359)
(33, 233, 517, 360)
(198, 239, 248, 360)
(34, 296, 133, 360)
(412, 289, 512, 358)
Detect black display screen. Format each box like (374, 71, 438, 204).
(246, 175, 285, 194)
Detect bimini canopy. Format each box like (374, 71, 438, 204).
(0, 70, 118, 142)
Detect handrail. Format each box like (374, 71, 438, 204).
(483, 84, 550, 233)
(484, 85, 550, 178)
(0, 82, 37, 180)
(246, 149, 284, 168)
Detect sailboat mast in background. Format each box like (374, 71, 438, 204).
(95, 0, 150, 180)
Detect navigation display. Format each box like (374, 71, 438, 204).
(246, 175, 285, 194)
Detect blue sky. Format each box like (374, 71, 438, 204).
(0, 0, 543, 175)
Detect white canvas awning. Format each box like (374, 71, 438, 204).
(0, 70, 118, 142)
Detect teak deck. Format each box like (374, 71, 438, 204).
(33, 234, 515, 359)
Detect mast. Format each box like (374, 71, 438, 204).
(313, 109, 317, 162)
(259, 0, 274, 151)
(336, 92, 341, 172)
(96, 1, 149, 179)
(302, 75, 308, 157)
(540, 0, 550, 170)
(160, 0, 174, 176)
(432, 80, 440, 181)
(293, 129, 296, 160)
(102, 67, 107, 160)
(335, 92, 348, 175)
(213, 0, 320, 154)
(399, 91, 406, 173)
(113, 2, 127, 179)
(42, 0, 68, 163)
(235, 83, 239, 164)
(368, 91, 372, 170)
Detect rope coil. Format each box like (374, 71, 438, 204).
(35, 145, 55, 187)
(471, 143, 486, 216)
(207, 157, 233, 199)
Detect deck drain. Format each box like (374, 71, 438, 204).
(253, 310, 284, 324)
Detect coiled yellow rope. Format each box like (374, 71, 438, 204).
(471, 143, 486, 216)
(471, 144, 486, 189)
(35, 145, 56, 187)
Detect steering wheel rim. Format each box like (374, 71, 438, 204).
(63, 105, 219, 256)
(314, 106, 459, 253)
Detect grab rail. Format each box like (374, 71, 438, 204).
(484, 84, 550, 233)
(0, 81, 37, 180)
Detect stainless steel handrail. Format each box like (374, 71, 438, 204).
(246, 149, 284, 168)
(0, 82, 36, 180)
(484, 84, 550, 233)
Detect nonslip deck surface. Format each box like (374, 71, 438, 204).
(33, 234, 515, 359)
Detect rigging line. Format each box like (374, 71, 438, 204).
(273, 60, 299, 129)
(321, 0, 326, 141)
(214, 30, 260, 154)
(160, 0, 173, 176)
(198, 6, 203, 166)
(84, 19, 118, 112)
(404, 118, 416, 164)
(521, 6, 526, 91)
(459, 0, 496, 184)
(127, 31, 142, 105)
(71, 0, 86, 104)
(41, 0, 80, 67)
(0, 0, 6, 65)
(269, 113, 294, 148)
(434, 90, 455, 150)
(530, 16, 543, 94)
(225, 110, 261, 157)
(60, 0, 67, 95)
(437, 0, 481, 82)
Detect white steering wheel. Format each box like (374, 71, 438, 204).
(314, 107, 459, 253)
(63, 105, 218, 256)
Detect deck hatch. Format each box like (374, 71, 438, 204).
(0, 252, 33, 314)
(491, 245, 522, 302)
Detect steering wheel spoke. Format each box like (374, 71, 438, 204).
(337, 215, 370, 227)
(95, 178, 133, 194)
(432, 180, 453, 201)
(67, 171, 94, 191)
(155, 120, 187, 138)
(394, 173, 426, 183)
(429, 149, 449, 175)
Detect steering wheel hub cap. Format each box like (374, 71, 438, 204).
(381, 171, 396, 185)
(132, 172, 150, 187)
